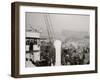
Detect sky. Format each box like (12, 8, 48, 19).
(26, 12, 89, 33)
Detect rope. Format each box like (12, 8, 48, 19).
(43, 14, 55, 43)
(43, 14, 51, 41)
(47, 14, 55, 41)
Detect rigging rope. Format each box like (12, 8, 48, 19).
(43, 14, 55, 43)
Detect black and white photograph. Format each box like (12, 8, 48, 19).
(25, 13, 90, 67)
(11, 2, 97, 77)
